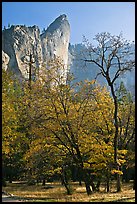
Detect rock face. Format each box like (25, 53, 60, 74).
(2, 14, 70, 82)
(2, 25, 42, 79)
(41, 14, 70, 82)
(41, 14, 70, 65)
(2, 51, 10, 71)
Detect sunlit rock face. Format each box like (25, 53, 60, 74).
(2, 25, 42, 79)
(2, 14, 70, 83)
(41, 14, 70, 64)
(40, 14, 70, 83)
(2, 51, 10, 71)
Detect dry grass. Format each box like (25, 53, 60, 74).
(2, 180, 135, 202)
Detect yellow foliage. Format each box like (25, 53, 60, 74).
(117, 159, 126, 166)
(118, 149, 128, 155)
(111, 169, 123, 175)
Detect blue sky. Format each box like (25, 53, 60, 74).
(2, 2, 135, 44)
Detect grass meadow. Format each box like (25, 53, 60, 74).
(2, 180, 135, 202)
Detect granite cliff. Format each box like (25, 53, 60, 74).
(2, 14, 135, 95)
(2, 14, 70, 82)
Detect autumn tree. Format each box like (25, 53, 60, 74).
(116, 81, 135, 185)
(81, 32, 135, 192)
(2, 54, 131, 196)
(22, 59, 124, 195)
(2, 70, 26, 184)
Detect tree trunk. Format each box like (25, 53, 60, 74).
(122, 166, 129, 183)
(63, 181, 72, 195)
(74, 147, 92, 195)
(79, 180, 82, 186)
(78, 168, 82, 186)
(61, 168, 72, 195)
(83, 171, 92, 195)
(85, 181, 92, 195)
(106, 175, 110, 192)
(9, 178, 12, 183)
(117, 173, 121, 192)
(42, 179, 45, 186)
(90, 179, 96, 192)
(96, 180, 101, 192)
(110, 84, 121, 192)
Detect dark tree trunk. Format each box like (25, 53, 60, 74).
(110, 84, 121, 192)
(106, 176, 110, 192)
(117, 174, 121, 192)
(9, 178, 12, 183)
(90, 179, 96, 192)
(116, 165, 121, 192)
(83, 170, 92, 195)
(42, 179, 45, 186)
(79, 180, 82, 186)
(85, 181, 92, 195)
(61, 168, 72, 195)
(96, 180, 101, 192)
(63, 181, 72, 195)
(78, 167, 82, 186)
(124, 175, 130, 183)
